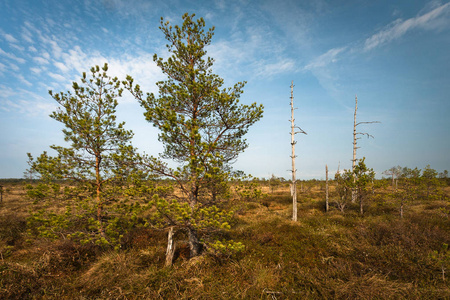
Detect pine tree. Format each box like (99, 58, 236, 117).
(27, 64, 139, 246)
(124, 13, 263, 258)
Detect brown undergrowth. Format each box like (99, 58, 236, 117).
(0, 181, 449, 299)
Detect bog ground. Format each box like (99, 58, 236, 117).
(1, 179, 449, 299)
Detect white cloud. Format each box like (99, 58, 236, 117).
(30, 67, 42, 74)
(49, 40, 63, 59)
(0, 48, 26, 63)
(10, 44, 25, 52)
(16, 74, 33, 87)
(0, 85, 56, 116)
(42, 52, 50, 60)
(304, 47, 347, 70)
(254, 58, 296, 77)
(9, 63, 19, 71)
(2, 33, 19, 43)
(364, 2, 450, 51)
(28, 46, 37, 52)
(48, 72, 67, 82)
(33, 56, 50, 65)
(54, 61, 69, 73)
(21, 27, 34, 43)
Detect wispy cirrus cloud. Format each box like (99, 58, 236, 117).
(48, 72, 67, 82)
(0, 85, 55, 116)
(2, 33, 19, 43)
(304, 47, 347, 71)
(21, 27, 34, 44)
(364, 2, 450, 51)
(254, 58, 296, 77)
(16, 74, 32, 87)
(0, 48, 26, 63)
(33, 56, 49, 65)
(0, 62, 6, 74)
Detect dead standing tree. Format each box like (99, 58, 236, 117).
(290, 81, 307, 222)
(383, 166, 402, 191)
(352, 95, 379, 202)
(325, 165, 329, 212)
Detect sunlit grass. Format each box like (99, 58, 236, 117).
(1, 180, 449, 299)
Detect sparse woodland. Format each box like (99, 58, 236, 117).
(1, 13, 450, 299)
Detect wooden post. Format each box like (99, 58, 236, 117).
(0, 185, 3, 203)
(325, 165, 329, 212)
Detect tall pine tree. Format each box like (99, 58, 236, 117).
(125, 13, 263, 257)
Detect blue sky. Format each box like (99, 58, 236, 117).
(0, 0, 449, 179)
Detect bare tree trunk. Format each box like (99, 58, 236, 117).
(325, 165, 329, 212)
(289, 81, 306, 221)
(165, 226, 176, 266)
(352, 95, 358, 203)
(290, 81, 297, 222)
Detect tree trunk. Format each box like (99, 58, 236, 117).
(95, 154, 105, 236)
(325, 165, 329, 212)
(352, 95, 358, 203)
(391, 173, 395, 189)
(188, 227, 202, 258)
(165, 227, 176, 266)
(290, 81, 297, 222)
(359, 193, 364, 215)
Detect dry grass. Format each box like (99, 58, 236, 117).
(0, 179, 449, 299)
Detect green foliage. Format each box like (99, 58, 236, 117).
(334, 158, 375, 214)
(352, 158, 375, 215)
(268, 174, 282, 194)
(232, 173, 267, 203)
(208, 239, 245, 258)
(1, 180, 450, 299)
(421, 165, 444, 200)
(124, 13, 264, 257)
(334, 169, 353, 212)
(429, 243, 450, 281)
(24, 183, 50, 202)
(26, 63, 143, 247)
(396, 166, 447, 203)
